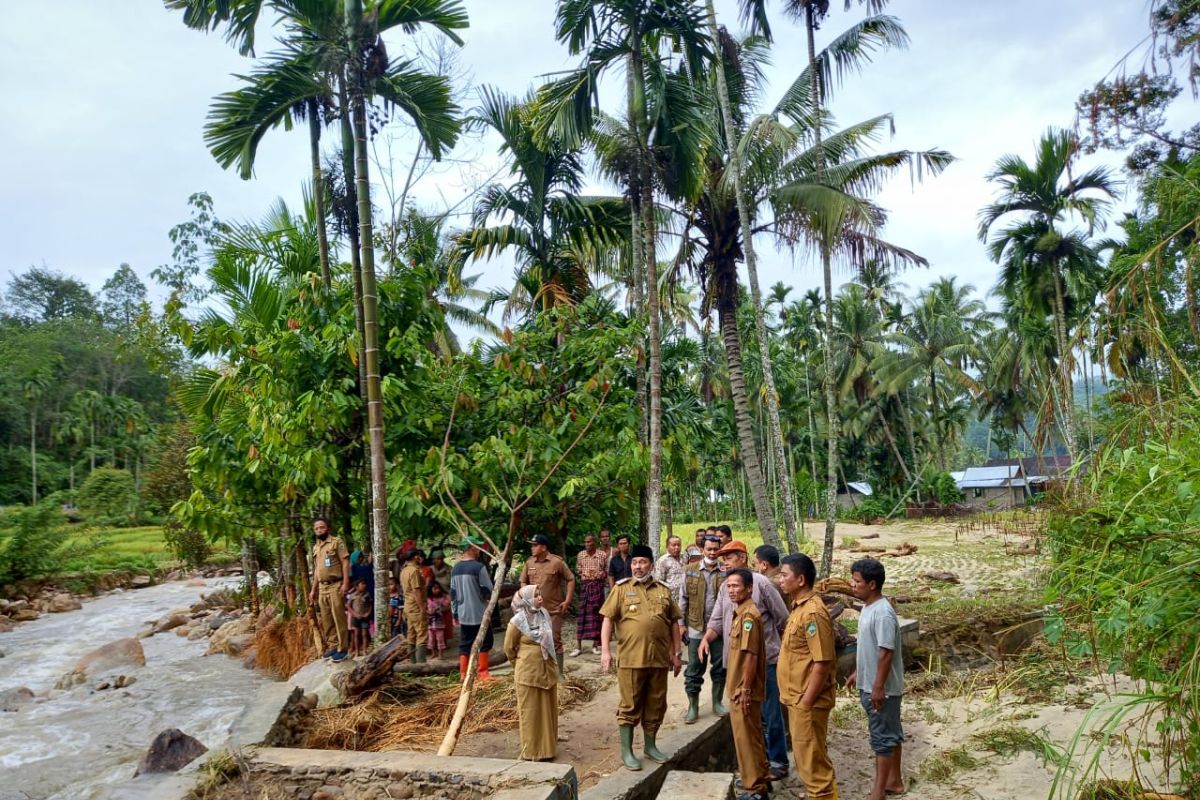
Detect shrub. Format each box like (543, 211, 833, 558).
(0, 503, 73, 583)
(162, 520, 211, 569)
(845, 497, 894, 523)
(77, 467, 137, 524)
(922, 469, 964, 505)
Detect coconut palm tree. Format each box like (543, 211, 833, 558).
(978, 128, 1119, 462)
(540, 0, 711, 548)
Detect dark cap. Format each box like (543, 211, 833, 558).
(528, 534, 551, 547)
(631, 544, 654, 561)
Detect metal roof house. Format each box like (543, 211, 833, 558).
(837, 480, 873, 511)
(955, 464, 1029, 510)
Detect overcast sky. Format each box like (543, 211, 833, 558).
(1, 1, 1188, 315)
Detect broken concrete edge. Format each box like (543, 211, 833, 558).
(249, 747, 578, 799)
(656, 770, 734, 800)
(579, 712, 735, 800)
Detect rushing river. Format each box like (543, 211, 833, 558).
(0, 578, 272, 800)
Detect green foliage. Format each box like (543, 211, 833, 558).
(0, 504, 76, 584)
(162, 520, 211, 570)
(1045, 403, 1200, 794)
(77, 467, 138, 524)
(922, 469, 964, 505)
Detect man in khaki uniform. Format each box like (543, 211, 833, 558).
(519, 533, 575, 674)
(308, 517, 350, 661)
(400, 549, 429, 663)
(600, 544, 682, 772)
(725, 567, 771, 800)
(778, 553, 839, 800)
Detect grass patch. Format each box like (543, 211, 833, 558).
(61, 525, 172, 573)
(902, 590, 1043, 635)
(916, 746, 982, 783)
(187, 750, 243, 799)
(831, 698, 867, 728)
(971, 723, 1068, 767)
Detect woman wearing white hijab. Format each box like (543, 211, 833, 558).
(504, 584, 559, 760)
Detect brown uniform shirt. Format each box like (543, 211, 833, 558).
(313, 536, 348, 582)
(599, 577, 681, 668)
(727, 599, 766, 702)
(519, 553, 573, 609)
(503, 625, 558, 689)
(400, 563, 426, 615)
(778, 590, 837, 709)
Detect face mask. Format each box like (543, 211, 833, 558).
(634, 571, 653, 584)
(703, 556, 717, 567)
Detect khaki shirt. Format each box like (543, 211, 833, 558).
(313, 536, 348, 583)
(519, 553, 573, 610)
(400, 563, 426, 616)
(600, 577, 681, 668)
(503, 624, 558, 689)
(778, 590, 837, 709)
(726, 599, 766, 702)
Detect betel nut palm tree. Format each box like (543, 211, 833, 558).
(979, 128, 1118, 463)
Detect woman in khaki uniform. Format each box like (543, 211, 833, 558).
(504, 585, 559, 761)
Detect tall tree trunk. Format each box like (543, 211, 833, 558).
(628, 59, 650, 547)
(930, 363, 946, 470)
(346, 0, 391, 641)
(806, 7, 839, 577)
(1050, 262, 1078, 462)
(703, 0, 798, 554)
(630, 43, 663, 553)
(719, 302, 781, 546)
(309, 102, 332, 289)
(878, 407, 913, 485)
(30, 407, 37, 504)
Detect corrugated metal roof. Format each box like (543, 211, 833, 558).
(957, 465, 1026, 489)
(846, 481, 873, 496)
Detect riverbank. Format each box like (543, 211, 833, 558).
(0, 575, 272, 800)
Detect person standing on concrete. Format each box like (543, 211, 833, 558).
(778, 553, 839, 800)
(308, 517, 350, 662)
(680, 535, 726, 723)
(400, 549, 429, 663)
(504, 585, 559, 761)
(451, 537, 495, 681)
(599, 544, 682, 772)
(848, 557, 906, 800)
(653, 535, 687, 597)
(519, 534, 575, 675)
(571, 534, 607, 657)
(699, 540, 790, 781)
(723, 568, 771, 800)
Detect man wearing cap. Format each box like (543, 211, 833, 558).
(451, 536, 495, 681)
(680, 535, 727, 723)
(308, 517, 350, 662)
(698, 540, 791, 782)
(519, 534, 575, 675)
(600, 544, 682, 771)
(572, 534, 607, 657)
(400, 549, 429, 663)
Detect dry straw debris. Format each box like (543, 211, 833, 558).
(304, 674, 597, 752)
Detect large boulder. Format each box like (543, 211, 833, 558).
(0, 687, 34, 712)
(206, 616, 254, 656)
(73, 637, 146, 680)
(153, 611, 191, 633)
(11, 609, 39, 622)
(133, 728, 207, 775)
(47, 594, 81, 613)
(0, 617, 12, 634)
(130, 575, 153, 588)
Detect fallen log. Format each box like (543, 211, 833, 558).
(860, 533, 880, 540)
(337, 635, 409, 697)
(850, 545, 887, 553)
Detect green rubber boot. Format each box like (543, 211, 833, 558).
(643, 732, 669, 764)
(711, 681, 728, 716)
(684, 695, 700, 725)
(413, 645, 427, 664)
(618, 725, 642, 771)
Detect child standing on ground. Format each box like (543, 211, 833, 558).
(426, 582, 450, 660)
(848, 558, 906, 800)
(349, 578, 373, 657)
(388, 577, 402, 635)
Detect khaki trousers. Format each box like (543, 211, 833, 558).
(731, 700, 771, 795)
(616, 667, 668, 733)
(318, 581, 349, 652)
(787, 704, 838, 799)
(549, 611, 564, 654)
(406, 608, 428, 647)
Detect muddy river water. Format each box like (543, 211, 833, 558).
(0, 578, 270, 800)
